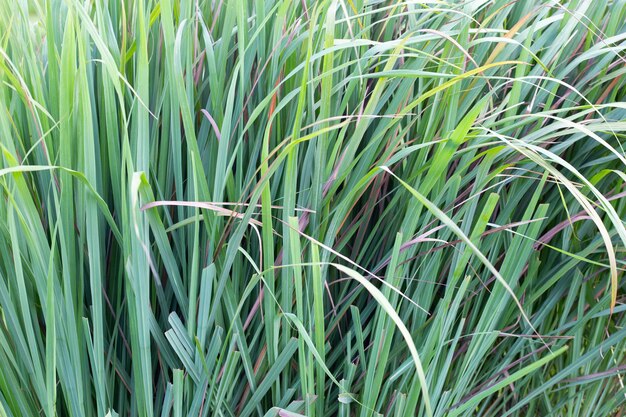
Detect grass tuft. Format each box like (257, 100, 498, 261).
(0, 1, 625, 416)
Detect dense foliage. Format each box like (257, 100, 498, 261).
(0, 0, 625, 416)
